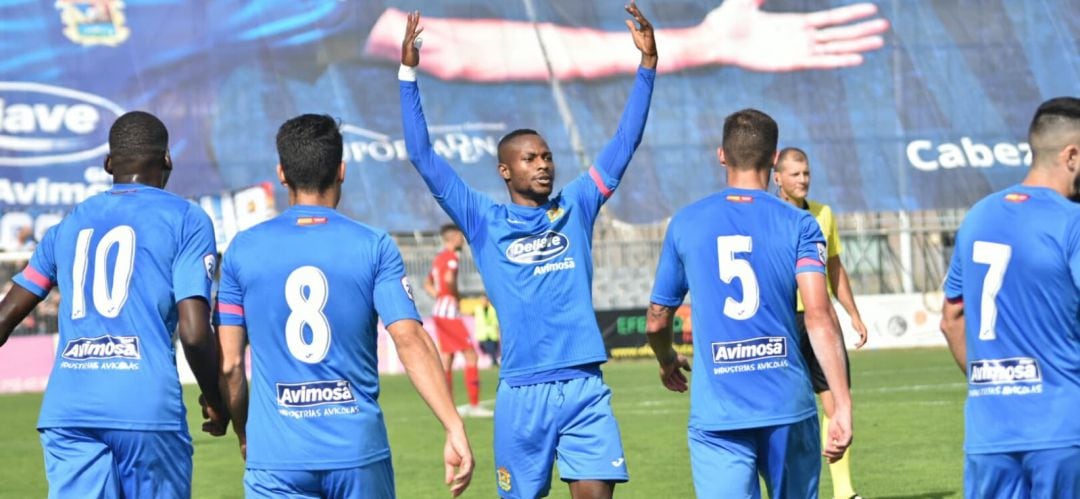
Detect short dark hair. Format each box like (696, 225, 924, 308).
(1029, 97, 1080, 160)
(497, 129, 541, 162)
(721, 109, 779, 171)
(440, 223, 460, 236)
(276, 114, 343, 192)
(108, 111, 168, 168)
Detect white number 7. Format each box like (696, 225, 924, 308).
(972, 241, 1011, 341)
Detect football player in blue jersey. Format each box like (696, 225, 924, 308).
(0, 111, 229, 499)
(399, 4, 656, 498)
(645, 109, 853, 499)
(215, 114, 473, 498)
(941, 97, 1080, 499)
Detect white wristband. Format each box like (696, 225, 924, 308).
(398, 64, 417, 82)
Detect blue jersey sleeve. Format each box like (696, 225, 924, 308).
(173, 204, 218, 303)
(1066, 216, 1080, 292)
(795, 213, 827, 275)
(214, 245, 246, 328)
(373, 233, 422, 327)
(12, 225, 58, 298)
(572, 67, 656, 214)
(650, 221, 688, 307)
(400, 79, 493, 238)
(944, 241, 965, 302)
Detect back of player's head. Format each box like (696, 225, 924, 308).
(276, 114, 343, 192)
(776, 147, 809, 171)
(1029, 97, 1080, 166)
(497, 129, 541, 163)
(107, 111, 169, 172)
(722, 109, 779, 171)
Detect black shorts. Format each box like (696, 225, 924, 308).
(796, 311, 851, 393)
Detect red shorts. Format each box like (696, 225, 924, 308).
(433, 316, 473, 354)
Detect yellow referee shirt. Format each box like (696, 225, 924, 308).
(797, 199, 842, 312)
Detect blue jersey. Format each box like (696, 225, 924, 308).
(215, 205, 420, 470)
(944, 185, 1080, 454)
(400, 67, 655, 381)
(12, 184, 216, 431)
(650, 188, 827, 431)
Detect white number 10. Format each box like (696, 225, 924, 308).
(972, 241, 1011, 341)
(71, 226, 136, 319)
(717, 235, 760, 320)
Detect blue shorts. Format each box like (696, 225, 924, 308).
(245, 458, 395, 499)
(688, 416, 820, 499)
(493, 375, 628, 498)
(39, 427, 193, 499)
(965, 447, 1080, 499)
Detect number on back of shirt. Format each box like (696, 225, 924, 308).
(717, 235, 760, 320)
(71, 226, 136, 319)
(285, 266, 332, 363)
(972, 241, 1011, 341)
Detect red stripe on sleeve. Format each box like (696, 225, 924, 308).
(217, 303, 245, 317)
(795, 257, 825, 269)
(21, 266, 53, 291)
(589, 166, 613, 198)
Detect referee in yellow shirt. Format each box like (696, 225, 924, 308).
(775, 147, 868, 499)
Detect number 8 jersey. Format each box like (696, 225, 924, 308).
(13, 184, 217, 431)
(214, 205, 420, 471)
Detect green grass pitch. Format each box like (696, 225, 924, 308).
(0, 348, 966, 498)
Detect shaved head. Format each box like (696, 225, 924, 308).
(776, 147, 809, 172)
(1030, 97, 1080, 167)
(497, 129, 542, 164)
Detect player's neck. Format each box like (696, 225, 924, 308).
(508, 189, 549, 208)
(725, 168, 769, 192)
(111, 173, 164, 189)
(1021, 165, 1072, 198)
(779, 192, 805, 209)
(289, 189, 340, 209)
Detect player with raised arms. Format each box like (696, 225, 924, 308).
(215, 114, 473, 498)
(645, 109, 852, 498)
(0, 111, 229, 498)
(399, 3, 656, 497)
(941, 97, 1080, 498)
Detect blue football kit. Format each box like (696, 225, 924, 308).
(650, 188, 828, 499)
(13, 183, 217, 498)
(944, 185, 1080, 498)
(215, 205, 420, 498)
(401, 65, 654, 497)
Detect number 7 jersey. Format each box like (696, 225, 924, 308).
(13, 184, 217, 431)
(944, 185, 1080, 454)
(214, 205, 420, 470)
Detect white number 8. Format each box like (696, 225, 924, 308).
(285, 266, 332, 363)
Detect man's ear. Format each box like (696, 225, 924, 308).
(276, 164, 288, 186)
(163, 150, 173, 171)
(104, 154, 113, 174)
(338, 161, 346, 183)
(498, 163, 511, 181)
(717, 147, 726, 166)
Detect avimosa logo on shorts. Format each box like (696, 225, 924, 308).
(505, 231, 570, 264)
(0, 82, 124, 167)
(969, 358, 1041, 385)
(62, 335, 140, 360)
(711, 337, 786, 364)
(277, 380, 356, 408)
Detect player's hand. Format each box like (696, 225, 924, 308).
(237, 432, 247, 461)
(851, 314, 868, 349)
(199, 394, 229, 437)
(401, 10, 423, 67)
(444, 427, 473, 497)
(700, 0, 889, 72)
(658, 351, 691, 392)
(624, 2, 658, 69)
(823, 407, 853, 463)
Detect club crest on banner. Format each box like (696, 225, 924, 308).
(56, 0, 131, 47)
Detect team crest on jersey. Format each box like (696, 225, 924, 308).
(711, 337, 786, 364)
(969, 358, 1041, 385)
(276, 380, 356, 407)
(546, 204, 565, 222)
(726, 194, 753, 203)
(1004, 193, 1030, 203)
(817, 242, 827, 264)
(497, 467, 512, 492)
(56, 0, 131, 47)
(296, 216, 328, 226)
(62, 335, 140, 361)
(203, 254, 217, 280)
(401, 276, 414, 301)
(505, 231, 570, 264)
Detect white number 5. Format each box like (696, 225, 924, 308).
(972, 241, 1011, 341)
(717, 235, 760, 320)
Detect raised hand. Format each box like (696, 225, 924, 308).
(401, 10, 424, 67)
(624, 2, 658, 69)
(702, 0, 889, 71)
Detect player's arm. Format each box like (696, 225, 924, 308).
(939, 299, 966, 374)
(827, 256, 868, 348)
(388, 319, 473, 497)
(799, 271, 852, 462)
(177, 298, 229, 436)
(646, 303, 691, 392)
(217, 324, 249, 459)
(2, 227, 58, 347)
(423, 272, 437, 298)
(0, 286, 43, 348)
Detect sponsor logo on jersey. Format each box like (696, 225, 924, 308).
(296, 216, 328, 226)
(276, 380, 356, 408)
(711, 337, 786, 364)
(726, 194, 753, 203)
(56, 0, 131, 47)
(0, 82, 124, 167)
(1004, 193, 1030, 203)
(497, 466, 512, 492)
(203, 254, 216, 280)
(505, 231, 570, 264)
(61, 335, 140, 361)
(969, 358, 1041, 385)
